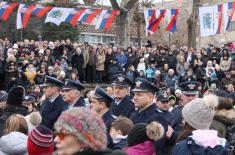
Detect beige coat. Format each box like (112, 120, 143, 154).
(96, 52, 105, 71)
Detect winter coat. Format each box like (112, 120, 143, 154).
(220, 57, 231, 72)
(96, 52, 106, 71)
(166, 54, 177, 69)
(71, 54, 84, 69)
(115, 54, 128, 67)
(0, 132, 28, 155)
(124, 140, 155, 155)
(73, 149, 127, 155)
(82, 48, 89, 68)
(0, 105, 28, 136)
(172, 130, 232, 155)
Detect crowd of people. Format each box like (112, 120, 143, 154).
(0, 38, 234, 155)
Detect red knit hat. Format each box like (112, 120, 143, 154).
(27, 125, 54, 155)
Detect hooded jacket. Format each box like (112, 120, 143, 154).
(172, 130, 232, 155)
(0, 132, 28, 155)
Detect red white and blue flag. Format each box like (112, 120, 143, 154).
(78, 9, 102, 24)
(95, 10, 119, 30)
(17, 4, 36, 29)
(32, 5, 52, 18)
(0, 2, 18, 21)
(166, 9, 179, 33)
(147, 9, 166, 33)
(217, 4, 223, 33)
(223, 2, 235, 32)
(65, 8, 86, 26)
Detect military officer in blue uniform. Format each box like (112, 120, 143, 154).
(110, 74, 135, 118)
(171, 81, 201, 139)
(156, 94, 174, 124)
(130, 78, 167, 125)
(89, 86, 116, 146)
(40, 75, 68, 130)
(60, 79, 85, 108)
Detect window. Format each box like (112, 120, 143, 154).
(231, 21, 235, 31)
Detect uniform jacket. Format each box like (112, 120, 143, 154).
(130, 104, 158, 124)
(111, 96, 135, 118)
(73, 97, 85, 107)
(40, 95, 67, 130)
(0, 132, 28, 155)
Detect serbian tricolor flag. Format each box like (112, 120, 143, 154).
(144, 10, 154, 35)
(223, 2, 235, 32)
(217, 4, 223, 33)
(166, 9, 179, 33)
(148, 10, 166, 33)
(78, 9, 102, 24)
(0, 2, 18, 21)
(65, 8, 87, 26)
(95, 10, 119, 30)
(17, 4, 36, 29)
(32, 5, 52, 18)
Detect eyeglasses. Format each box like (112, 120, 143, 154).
(54, 131, 69, 140)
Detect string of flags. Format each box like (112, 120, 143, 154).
(0, 1, 120, 30)
(199, 1, 235, 37)
(144, 8, 179, 36)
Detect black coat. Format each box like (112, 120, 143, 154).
(71, 54, 84, 69)
(40, 95, 68, 130)
(102, 110, 115, 147)
(111, 139, 127, 150)
(0, 105, 28, 136)
(111, 96, 135, 118)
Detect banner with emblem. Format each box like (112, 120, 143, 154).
(199, 5, 218, 37)
(45, 7, 73, 26)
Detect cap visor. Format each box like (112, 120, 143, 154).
(132, 88, 148, 92)
(183, 91, 198, 95)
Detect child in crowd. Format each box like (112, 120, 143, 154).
(109, 117, 134, 150)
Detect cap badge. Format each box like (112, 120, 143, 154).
(136, 81, 142, 87)
(188, 83, 195, 90)
(118, 77, 125, 82)
(65, 81, 68, 86)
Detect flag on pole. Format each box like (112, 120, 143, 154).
(144, 9, 155, 35)
(45, 7, 73, 26)
(166, 9, 179, 33)
(17, 4, 35, 29)
(223, 2, 235, 32)
(199, 5, 218, 36)
(0, 2, 18, 21)
(32, 5, 52, 18)
(95, 10, 119, 30)
(65, 8, 87, 26)
(148, 9, 166, 33)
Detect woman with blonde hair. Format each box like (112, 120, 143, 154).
(0, 114, 28, 155)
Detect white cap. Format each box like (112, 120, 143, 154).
(13, 43, 18, 49)
(175, 89, 182, 94)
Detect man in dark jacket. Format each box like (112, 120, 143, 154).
(110, 74, 135, 118)
(89, 86, 116, 146)
(71, 47, 84, 82)
(40, 75, 68, 130)
(166, 50, 178, 70)
(60, 79, 85, 108)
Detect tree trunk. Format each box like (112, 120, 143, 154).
(116, 7, 135, 47)
(188, 0, 200, 48)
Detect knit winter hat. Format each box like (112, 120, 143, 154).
(182, 94, 219, 130)
(54, 107, 107, 150)
(25, 112, 42, 133)
(27, 125, 54, 155)
(127, 121, 164, 147)
(7, 86, 25, 105)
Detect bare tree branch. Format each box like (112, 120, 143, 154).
(125, 0, 138, 10)
(83, 0, 96, 6)
(110, 0, 120, 9)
